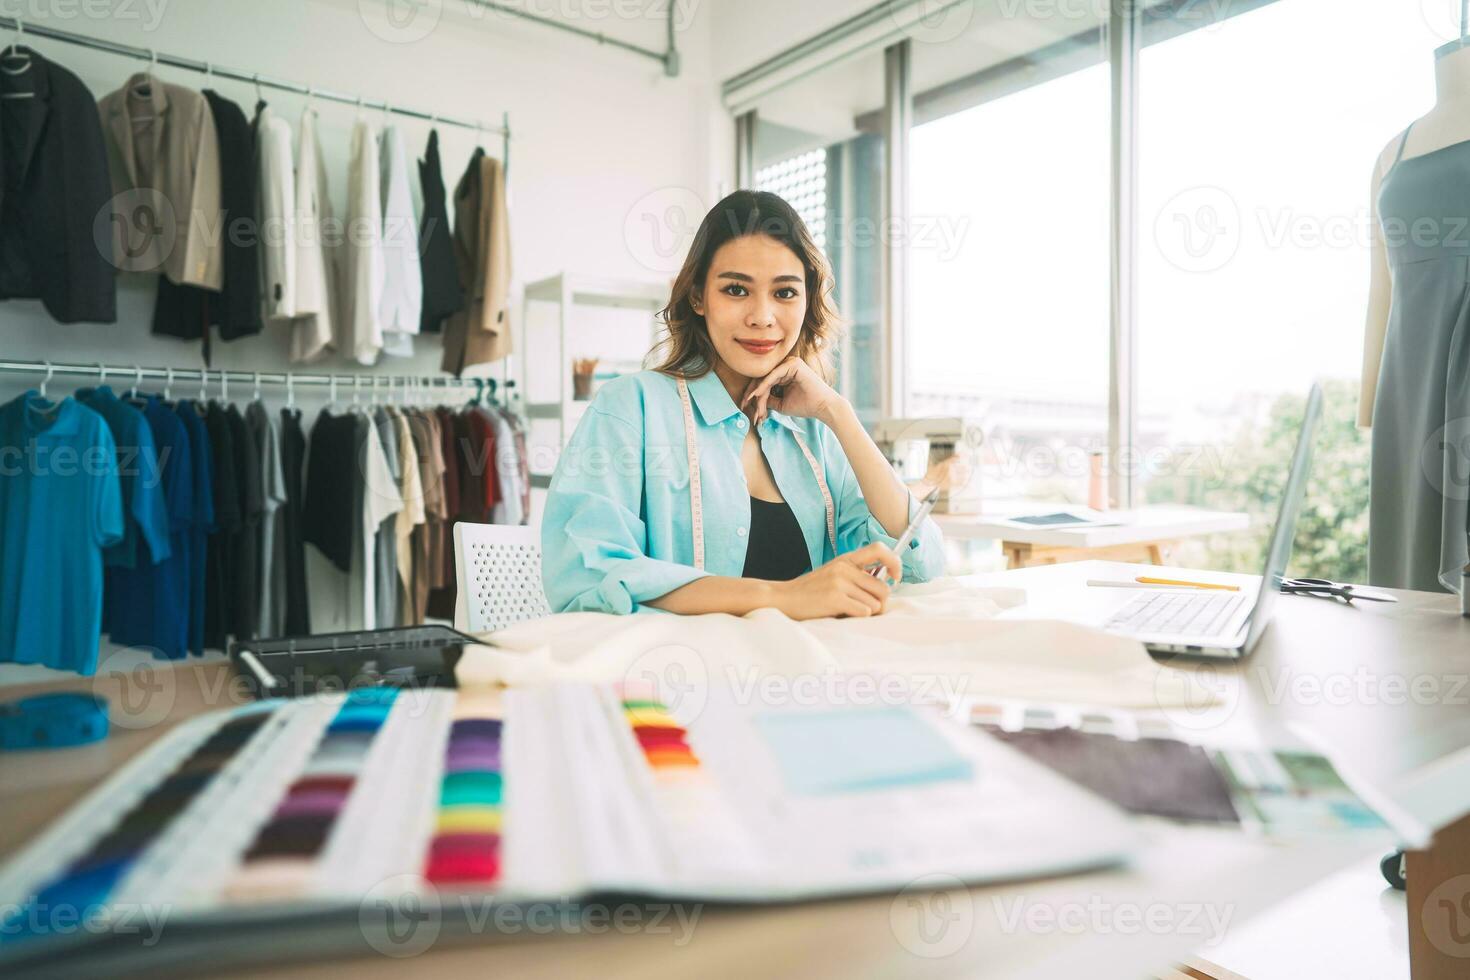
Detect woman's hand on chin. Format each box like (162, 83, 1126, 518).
(767, 543, 901, 620)
(741, 356, 846, 426)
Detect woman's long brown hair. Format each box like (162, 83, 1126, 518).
(650, 190, 843, 384)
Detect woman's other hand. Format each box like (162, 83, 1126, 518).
(741, 355, 844, 426)
(769, 542, 902, 620)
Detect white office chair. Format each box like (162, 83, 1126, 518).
(452, 522, 553, 634)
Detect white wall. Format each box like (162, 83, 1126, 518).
(0, 0, 734, 683)
(709, 0, 877, 81)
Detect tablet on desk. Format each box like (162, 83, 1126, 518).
(1001, 510, 1123, 529)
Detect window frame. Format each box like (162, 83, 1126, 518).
(729, 0, 1287, 509)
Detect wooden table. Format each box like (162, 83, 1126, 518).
(935, 506, 1250, 568)
(3, 561, 1468, 979)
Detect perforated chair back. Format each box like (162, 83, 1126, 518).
(452, 522, 553, 634)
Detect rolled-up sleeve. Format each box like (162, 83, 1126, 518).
(825, 428, 945, 584)
(540, 406, 709, 614)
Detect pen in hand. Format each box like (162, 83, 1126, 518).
(867, 487, 942, 584)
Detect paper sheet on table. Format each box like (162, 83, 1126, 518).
(457, 577, 1219, 708)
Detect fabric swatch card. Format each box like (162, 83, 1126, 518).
(753, 706, 974, 796)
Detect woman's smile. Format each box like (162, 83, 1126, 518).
(736, 338, 781, 356)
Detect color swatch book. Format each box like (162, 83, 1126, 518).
(0, 683, 1138, 971)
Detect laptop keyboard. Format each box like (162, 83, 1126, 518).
(1106, 590, 1247, 638)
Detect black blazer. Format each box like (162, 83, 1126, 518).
(0, 48, 116, 323)
(153, 91, 262, 352)
(418, 129, 464, 334)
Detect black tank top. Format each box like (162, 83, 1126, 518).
(741, 497, 812, 582)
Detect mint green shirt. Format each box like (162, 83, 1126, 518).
(540, 370, 944, 614)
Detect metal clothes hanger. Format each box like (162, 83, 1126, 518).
(253, 371, 263, 403)
(37, 360, 52, 399)
(1, 19, 34, 96)
(220, 369, 229, 404)
(286, 372, 296, 410)
(130, 365, 143, 400)
(165, 367, 175, 403)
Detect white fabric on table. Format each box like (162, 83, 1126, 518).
(457, 578, 1218, 708)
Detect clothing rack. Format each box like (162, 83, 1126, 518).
(0, 358, 515, 402)
(0, 16, 511, 170)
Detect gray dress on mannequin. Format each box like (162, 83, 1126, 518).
(1370, 124, 1470, 593)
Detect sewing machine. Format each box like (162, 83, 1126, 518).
(870, 417, 985, 515)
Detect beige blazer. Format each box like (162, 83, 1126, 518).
(98, 73, 223, 290)
(442, 153, 512, 376)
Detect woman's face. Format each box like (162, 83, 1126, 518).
(692, 234, 808, 379)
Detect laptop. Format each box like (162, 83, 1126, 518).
(1102, 383, 1323, 660)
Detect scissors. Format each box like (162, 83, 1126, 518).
(1279, 578, 1397, 603)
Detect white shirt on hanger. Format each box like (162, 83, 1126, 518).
(289, 108, 338, 364)
(341, 117, 386, 366)
(257, 107, 296, 321)
(378, 125, 423, 359)
(350, 414, 402, 630)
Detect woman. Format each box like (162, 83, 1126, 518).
(540, 191, 944, 618)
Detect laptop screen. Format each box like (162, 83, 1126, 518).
(1239, 384, 1323, 650)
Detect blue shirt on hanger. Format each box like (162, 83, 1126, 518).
(76, 386, 170, 571)
(539, 370, 945, 615)
(105, 397, 194, 660)
(0, 392, 124, 674)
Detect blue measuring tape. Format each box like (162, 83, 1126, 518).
(0, 694, 109, 751)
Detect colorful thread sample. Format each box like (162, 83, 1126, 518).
(424, 699, 503, 885)
(224, 688, 398, 901)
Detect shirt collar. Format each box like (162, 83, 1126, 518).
(684, 371, 804, 434)
(685, 370, 740, 425)
(21, 391, 79, 437)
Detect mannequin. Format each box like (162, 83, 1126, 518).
(1359, 41, 1470, 426)
(1359, 35, 1470, 593)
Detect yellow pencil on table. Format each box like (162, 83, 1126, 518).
(1134, 576, 1239, 592)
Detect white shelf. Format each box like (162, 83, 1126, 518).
(520, 273, 664, 480)
(523, 273, 669, 311)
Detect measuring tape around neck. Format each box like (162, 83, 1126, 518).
(676, 375, 836, 572)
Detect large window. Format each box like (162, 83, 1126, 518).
(909, 42, 1111, 502)
(1138, 0, 1434, 577)
(749, 47, 887, 424)
(732, 0, 1447, 580)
